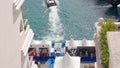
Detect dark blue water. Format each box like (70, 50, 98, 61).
(23, 0, 120, 41)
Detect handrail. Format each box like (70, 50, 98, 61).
(21, 29, 34, 56)
(13, 0, 24, 10)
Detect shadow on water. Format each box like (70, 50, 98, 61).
(95, 0, 120, 21)
(95, 0, 109, 5)
(105, 7, 120, 21)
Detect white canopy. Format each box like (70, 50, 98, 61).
(68, 38, 77, 50)
(31, 40, 51, 46)
(41, 40, 49, 45)
(30, 40, 52, 49)
(54, 53, 80, 68)
(82, 38, 87, 46)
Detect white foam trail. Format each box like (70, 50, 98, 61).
(55, 0, 59, 6)
(41, 0, 46, 7)
(44, 5, 64, 42)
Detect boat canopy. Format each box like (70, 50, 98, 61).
(68, 38, 77, 50)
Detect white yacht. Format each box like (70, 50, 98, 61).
(46, 0, 57, 7)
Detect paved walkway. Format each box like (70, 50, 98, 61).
(40, 62, 48, 68)
(94, 36, 103, 68)
(81, 63, 95, 68)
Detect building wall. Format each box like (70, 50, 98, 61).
(0, 0, 32, 68)
(109, 58, 112, 68)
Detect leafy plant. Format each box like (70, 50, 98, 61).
(99, 19, 116, 68)
(84, 65, 87, 68)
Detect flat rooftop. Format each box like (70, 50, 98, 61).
(107, 32, 120, 68)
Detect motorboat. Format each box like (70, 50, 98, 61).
(46, 0, 57, 8)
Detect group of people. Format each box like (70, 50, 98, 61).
(39, 48, 49, 57)
(29, 48, 37, 56)
(68, 49, 76, 56)
(79, 48, 95, 58)
(67, 47, 96, 58)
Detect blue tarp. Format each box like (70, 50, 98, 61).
(52, 43, 66, 49)
(33, 56, 96, 63)
(52, 44, 54, 48)
(33, 56, 53, 62)
(51, 53, 61, 56)
(48, 58, 55, 68)
(56, 53, 61, 56)
(33, 56, 96, 68)
(33, 56, 55, 68)
(81, 57, 96, 62)
(61, 44, 65, 48)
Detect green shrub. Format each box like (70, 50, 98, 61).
(84, 65, 87, 68)
(99, 19, 116, 68)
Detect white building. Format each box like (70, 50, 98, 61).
(54, 53, 80, 68)
(107, 32, 120, 68)
(0, 0, 37, 68)
(94, 18, 120, 68)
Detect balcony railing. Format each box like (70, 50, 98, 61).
(21, 27, 34, 56)
(13, 0, 24, 10)
(29, 56, 34, 68)
(20, 19, 28, 32)
(21, 52, 28, 68)
(29, 56, 33, 64)
(21, 54, 37, 68)
(23, 19, 28, 30)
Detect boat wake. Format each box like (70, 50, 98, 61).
(43, 3, 64, 42)
(42, 0, 46, 7)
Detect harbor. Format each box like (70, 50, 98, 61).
(27, 18, 120, 68)
(23, 0, 120, 68)
(29, 39, 96, 68)
(1, 0, 120, 68)
(23, 0, 120, 40)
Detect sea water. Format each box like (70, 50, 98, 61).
(23, 0, 120, 41)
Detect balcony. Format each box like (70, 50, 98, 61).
(20, 19, 28, 33)
(28, 56, 34, 68)
(29, 56, 38, 68)
(21, 54, 38, 68)
(30, 61, 38, 68)
(21, 52, 28, 68)
(21, 19, 34, 56)
(21, 29, 34, 56)
(13, 0, 24, 10)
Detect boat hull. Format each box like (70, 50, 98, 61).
(45, 0, 57, 8)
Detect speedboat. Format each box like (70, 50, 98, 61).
(46, 0, 57, 8)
